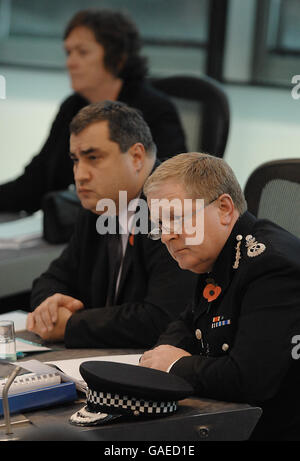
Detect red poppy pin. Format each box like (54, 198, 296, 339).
(203, 280, 222, 302)
(129, 233, 134, 246)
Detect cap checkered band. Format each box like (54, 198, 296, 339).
(87, 388, 178, 416)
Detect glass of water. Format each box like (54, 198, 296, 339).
(0, 321, 16, 361)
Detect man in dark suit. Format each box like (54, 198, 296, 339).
(26, 101, 197, 347)
(140, 152, 300, 440)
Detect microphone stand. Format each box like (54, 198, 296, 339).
(0, 366, 22, 440)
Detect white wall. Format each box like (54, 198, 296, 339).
(0, 67, 69, 183)
(225, 83, 300, 189)
(1, 66, 300, 190)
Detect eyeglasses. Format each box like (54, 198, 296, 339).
(148, 196, 219, 241)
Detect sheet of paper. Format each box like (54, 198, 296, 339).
(47, 354, 142, 382)
(0, 310, 28, 332)
(15, 338, 51, 353)
(10, 359, 59, 375)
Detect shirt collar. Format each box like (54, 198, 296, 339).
(117, 159, 161, 235)
(118, 196, 140, 235)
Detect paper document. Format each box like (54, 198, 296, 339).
(0, 211, 43, 249)
(0, 310, 28, 332)
(11, 359, 59, 376)
(11, 356, 141, 393)
(47, 354, 142, 391)
(15, 338, 51, 354)
(0, 366, 60, 396)
(0, 361, 77, 414)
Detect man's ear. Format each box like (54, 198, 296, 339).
(117, 54, 127, 73)
(217, 194, 235, 225)
(128, 143, 146, 173)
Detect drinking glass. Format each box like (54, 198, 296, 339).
(0, 321, 17, 361)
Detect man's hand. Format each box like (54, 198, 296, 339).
(139, 345, 191, 372)
(27, 307, 73, 342)
(26, 293, 83, 338)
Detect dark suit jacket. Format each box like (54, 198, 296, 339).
(156, 212, 300, 440)
(30, 208, 197, 349)
(0, 80, 186, 213)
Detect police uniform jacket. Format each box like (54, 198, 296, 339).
(156, 211, 300, 440)
(0, 80, 186, 213)
(30, 207, 197, 350)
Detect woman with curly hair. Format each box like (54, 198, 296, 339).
(0, 9, 186, 213)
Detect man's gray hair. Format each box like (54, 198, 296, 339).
(143, 152, 247, 214)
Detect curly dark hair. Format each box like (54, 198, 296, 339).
(64, 9, 148, 82)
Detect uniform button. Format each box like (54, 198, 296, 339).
(195, 329, 202, 340)
(222, 343, 229, 352)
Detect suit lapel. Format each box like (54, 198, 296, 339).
(90, 235, 110, 306)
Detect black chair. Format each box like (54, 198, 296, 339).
(244, 158, 300, 238)
(151, 75, 230, 158)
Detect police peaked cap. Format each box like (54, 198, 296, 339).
(69, 361, 194, 427)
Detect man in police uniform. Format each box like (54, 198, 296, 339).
(140, 152, 300, 441)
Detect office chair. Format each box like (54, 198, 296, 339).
(244, 158, 300, 238)
(151, 75, 230, 158)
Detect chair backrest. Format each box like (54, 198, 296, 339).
(151, 75, 230, 158)
(244, 158, 300, 238)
